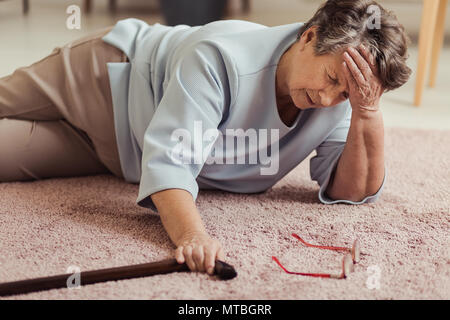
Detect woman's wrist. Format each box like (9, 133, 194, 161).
(174, 227, 209, 246)
(175, 228, 209, 246)
(352, 107, 382, 121)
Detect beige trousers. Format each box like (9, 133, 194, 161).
(0, 26, 127, 182)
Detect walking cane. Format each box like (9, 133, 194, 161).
(0, 258, 237, 297)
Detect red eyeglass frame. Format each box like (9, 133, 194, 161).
(272, 233, 361, 279)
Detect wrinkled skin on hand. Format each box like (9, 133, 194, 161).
(175, 231, 225, 275)
(342, 44, 385, 115)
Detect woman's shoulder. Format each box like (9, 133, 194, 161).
(188, 21, 304, 76)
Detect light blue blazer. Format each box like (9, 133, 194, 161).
(102, 18, 386, 212)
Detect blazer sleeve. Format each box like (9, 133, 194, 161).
(136, 43, 229, 212)
(310, 106, 386, 205)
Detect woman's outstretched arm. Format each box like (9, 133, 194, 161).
(151, 189, 225, 275)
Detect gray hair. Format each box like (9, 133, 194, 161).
(297, 0, 412, 91)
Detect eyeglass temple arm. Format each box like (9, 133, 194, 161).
(292, 233, 349, 252)
(271, 256, 342, 279)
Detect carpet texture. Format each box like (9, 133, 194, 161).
(0, 127, 449, 300)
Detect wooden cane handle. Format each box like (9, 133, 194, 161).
(214, 260, 237, 280)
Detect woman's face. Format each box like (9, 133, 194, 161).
(278, 27, 350, 110)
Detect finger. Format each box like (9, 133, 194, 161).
(342, 61, 357, 93)
(192, 246, 205, 272)
(175, 247, 185, 264)
(203, 246, 216, 275)
(183, 246, 196, 272)
(346, 47, 372, 81)
(357, 44, 378, 75)
(343, 50, 367, 86)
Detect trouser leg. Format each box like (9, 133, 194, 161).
(0, 26, 127, 180)
(0, 51, 65, 120)
(0, 118, 109, 182)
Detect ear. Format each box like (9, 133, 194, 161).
(298, 26, 318, 51)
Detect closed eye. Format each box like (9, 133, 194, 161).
(327, 73, 339, 85)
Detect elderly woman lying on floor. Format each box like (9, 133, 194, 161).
(0, 0, 411, 275)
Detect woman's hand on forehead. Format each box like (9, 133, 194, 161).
(341, 44, 384, 115)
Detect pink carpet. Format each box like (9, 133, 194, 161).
(0, 127, 449, 300)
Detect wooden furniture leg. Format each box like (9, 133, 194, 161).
(109, 0, 117, 13)
(225, 0, 250, 16)
(428, 0, 448, 87)
(84, 0, 92, 14)
(242, 0, 250, 14)
(414, 0, 440, 107)
(23, 0, 29, 14)
(83, 0, 117, 14)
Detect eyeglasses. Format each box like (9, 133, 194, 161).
(272, 233, 361, 279)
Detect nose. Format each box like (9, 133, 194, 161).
(318, 90, 336, 107)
